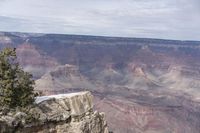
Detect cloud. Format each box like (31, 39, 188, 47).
(0, 0, 200, 40)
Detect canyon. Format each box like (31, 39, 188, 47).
(1, 32, 200, 133)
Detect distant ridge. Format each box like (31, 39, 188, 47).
(0, 31, 200, 45)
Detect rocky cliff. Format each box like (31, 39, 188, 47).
(1, 32, 200, 133)
(0, 91, 109, 133)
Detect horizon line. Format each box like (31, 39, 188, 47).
(0, 30, 200, 42)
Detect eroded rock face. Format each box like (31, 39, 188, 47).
(2, 32, 200, 132)
(16, 44, 59, 78)
(0, 91, 109, 133)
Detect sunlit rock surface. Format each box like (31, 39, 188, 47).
(0, 91, 109, 133)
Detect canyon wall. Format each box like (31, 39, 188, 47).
(1, 32, 200, 133)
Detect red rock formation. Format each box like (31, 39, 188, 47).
(16, 43, 59, 78)
(1, 32, 200, 133)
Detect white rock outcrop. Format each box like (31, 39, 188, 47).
(0, 91, 109, 133)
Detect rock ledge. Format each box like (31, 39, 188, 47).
(0, 91, 109, 133)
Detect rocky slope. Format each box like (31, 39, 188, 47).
(0, 91, 109, 133)
(35, 64, 96, 95)
(1, 32, 200, 133)
(16, 43, 59, 78)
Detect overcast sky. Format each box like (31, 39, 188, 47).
(0, 0, 200, 40)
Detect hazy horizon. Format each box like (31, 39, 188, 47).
(0, 0, 200, 41)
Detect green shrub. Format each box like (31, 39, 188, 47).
(0, 48, 37, 108)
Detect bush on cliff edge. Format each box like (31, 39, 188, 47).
(0, 48, 37, 109)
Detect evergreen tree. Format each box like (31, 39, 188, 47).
(0, 48, 37, 108)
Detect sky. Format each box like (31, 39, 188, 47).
(0, 0, 200, 40)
